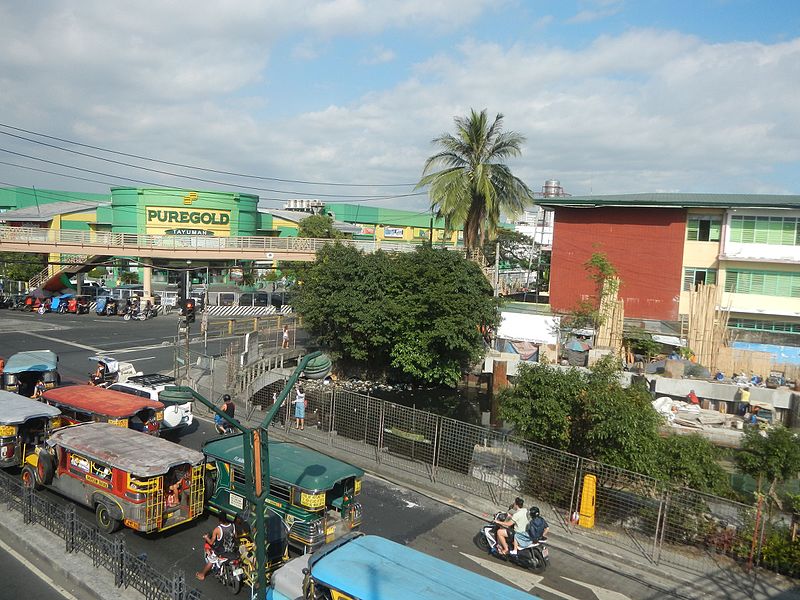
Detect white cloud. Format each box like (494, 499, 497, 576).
(361, 46, 396, 65)
(566, 0, 624, 24)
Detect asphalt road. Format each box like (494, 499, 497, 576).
(0, 308, 678, 600)
(0, 541, 75, 600)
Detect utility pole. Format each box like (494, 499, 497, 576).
(493, 241, 500, 298)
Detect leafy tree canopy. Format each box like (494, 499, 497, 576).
(0, 252, 47, 283)
(736, 426, 800, 502)
(294, 243, 499, 385)
(482, 228, 536, 270)
(299, 214, 342, 239)
(500, 356, 728, 490)
(657, 434, 728, 494)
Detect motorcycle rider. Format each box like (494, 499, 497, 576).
(522, 506, 549, 547)
(494, 497, 526, 555)
(196, 515, 236, 581)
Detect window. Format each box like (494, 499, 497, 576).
(730, 215, 799, 246)
(683, 268, 717, 291)
(724, 269, 800, 298)
(729, 318, 800, 335)
(687, 217, 721, 242)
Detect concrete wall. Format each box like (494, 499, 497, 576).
(650, 375, 797, 410)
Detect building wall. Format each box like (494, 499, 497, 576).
(549, 207, 687, 320)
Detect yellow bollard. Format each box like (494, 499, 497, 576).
(578, 474, 596, 528)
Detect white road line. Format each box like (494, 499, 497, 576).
(125, 356, 156, 362)
(20, 331, 102, 352)
(561, 578, 633, 600)
(0, 536, 81, 600)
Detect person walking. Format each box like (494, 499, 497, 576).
(282, 325, 290, 349)
(293, 385, 306, 430)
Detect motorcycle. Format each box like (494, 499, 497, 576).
(475, 512, 549, 572)
(202, 545, 244, 594)
(123, 307, 157, 321)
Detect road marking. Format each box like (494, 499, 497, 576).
(125, 356, 156, 362)
(0, 535, 81, 600)
(537, 583, 583, 600)
(562, 578, 633, 600)
(459, 552, 544, 591)
(20, 331, 102, 352)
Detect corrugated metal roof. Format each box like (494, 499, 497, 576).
(259, 209, 361, 234)
(535, 193, 800, 209)
(0, 391, 61, 424)
(0, 200, 108, 221)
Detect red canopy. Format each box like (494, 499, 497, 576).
(42, 386, 164, 418)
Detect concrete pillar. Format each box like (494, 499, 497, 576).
(142, 262, 153, 301)
(75, 272, 83, 295)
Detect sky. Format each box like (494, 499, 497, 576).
(0, 0, 799, 213)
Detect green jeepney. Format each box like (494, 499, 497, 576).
(203, 435, 363, 554)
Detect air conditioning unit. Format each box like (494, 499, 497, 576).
(266, 253, 274, 260)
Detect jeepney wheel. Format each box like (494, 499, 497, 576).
(21, 465, 40, 490)
(95, 502, 122, 533)
(36, 453, 55, 485)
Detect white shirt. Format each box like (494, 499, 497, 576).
(511, 507, 528, 532)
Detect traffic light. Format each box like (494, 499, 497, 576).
(181, 298, 196, 324)
(177, 276, 186, 302)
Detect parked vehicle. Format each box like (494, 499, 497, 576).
(50, 294, 70, 314)
(204, 436, 363, 553)
(95, 295, 118, 316)
(0, 390, 61, 468)
(109, 376, 194, 434)
(40, 385, 164, 435)
(123, 305, 157, 321)
(2, 350, 60, 397)
(476, 511, 549, 572)
(66, 295, 91, 314)
(22, 422, 206, 533)
(266, 532, 540, 600)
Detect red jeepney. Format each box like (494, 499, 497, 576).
(40, 386, 164, 435)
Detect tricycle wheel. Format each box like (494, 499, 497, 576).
(21, 465, 39, 490)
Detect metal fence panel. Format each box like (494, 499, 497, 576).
(378, 402, 438, 479)
(329, 389, 381, 460)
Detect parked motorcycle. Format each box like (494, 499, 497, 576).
(123, 307, 157, 321)
(475, 512, 549, 572)
(202, 547, 244, 594)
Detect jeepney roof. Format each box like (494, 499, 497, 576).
(42, 385, 164, 418)
(308, 534, 537, 600)
(203, 435, 364, 490)
(0, 390, 61, 424)
(5, 350, 58, 374)
(47, 422, 204, 476)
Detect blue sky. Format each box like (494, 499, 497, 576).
(0, 0, 798, 211)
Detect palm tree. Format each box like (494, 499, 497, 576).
(417, 109, 534, 251)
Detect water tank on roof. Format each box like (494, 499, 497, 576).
(543, 180, 562, 197)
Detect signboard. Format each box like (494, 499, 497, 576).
(164, 228, 215, 236)
(383, 227, 404, 239)
(230, 267, 243, 283)
(145, 207, 231, 236)
(359, 226, 375, 235)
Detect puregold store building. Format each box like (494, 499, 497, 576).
(96, 187, 266, 288)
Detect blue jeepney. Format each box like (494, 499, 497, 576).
(0, 390, 61, 468)
(2, 351, 60, 397)
(267, 533, 541, 600)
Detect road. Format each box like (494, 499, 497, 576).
(0, 308, 677, 600)
(0, 541, 78, 600)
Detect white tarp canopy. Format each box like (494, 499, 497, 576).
(652, 334, 685, 347)
(497, 312, 560, 345)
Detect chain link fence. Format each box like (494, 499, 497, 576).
(0, 471, 201, 600)
(244, 382, 769, 575)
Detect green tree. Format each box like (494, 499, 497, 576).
(87, 266, 108, 280)
(481, 228, 536, 270)
(119, 271, 139, 284)
(656, 434, 729, 494)
(295, 243, 499, 385)
(736, 426, 800, 507)
(417, 109, 534, 251)
(0, 251, 47, 282)
(298, 214, 342, 239)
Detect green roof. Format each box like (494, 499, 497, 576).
(535, 193, 800, 209)
(203, 436, 363, 491)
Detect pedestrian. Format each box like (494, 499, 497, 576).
(293, 385, 306, 430)
(738, 386, 751, 416)
(282, 325, 290, 349)
(686, 389, 700, 405)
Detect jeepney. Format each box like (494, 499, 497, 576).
(41, 386, 164, 435)
(23, 422, 206, 533)
(2, 350, 60, 397)
(204, 435, 363, 553)
(0, 390, 61, 468)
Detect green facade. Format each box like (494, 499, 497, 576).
(0, 187, 110, 212)
(326, 203, 448, 229)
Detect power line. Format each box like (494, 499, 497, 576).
(0, 122, 420, 188)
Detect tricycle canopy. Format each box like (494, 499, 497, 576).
(4, 351, 58, 375)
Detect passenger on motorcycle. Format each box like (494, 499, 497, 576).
(494, 497, 525, 555)
(514, 506, 549, 551)
(196, 515, 236, 581)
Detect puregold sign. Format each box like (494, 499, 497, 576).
(146, 207, 231, 236)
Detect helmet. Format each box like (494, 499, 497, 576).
(529, 506, 540, 519)
(223, 394, 231, 402)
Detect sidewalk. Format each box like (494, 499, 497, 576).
(0, 506, 143, 600)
